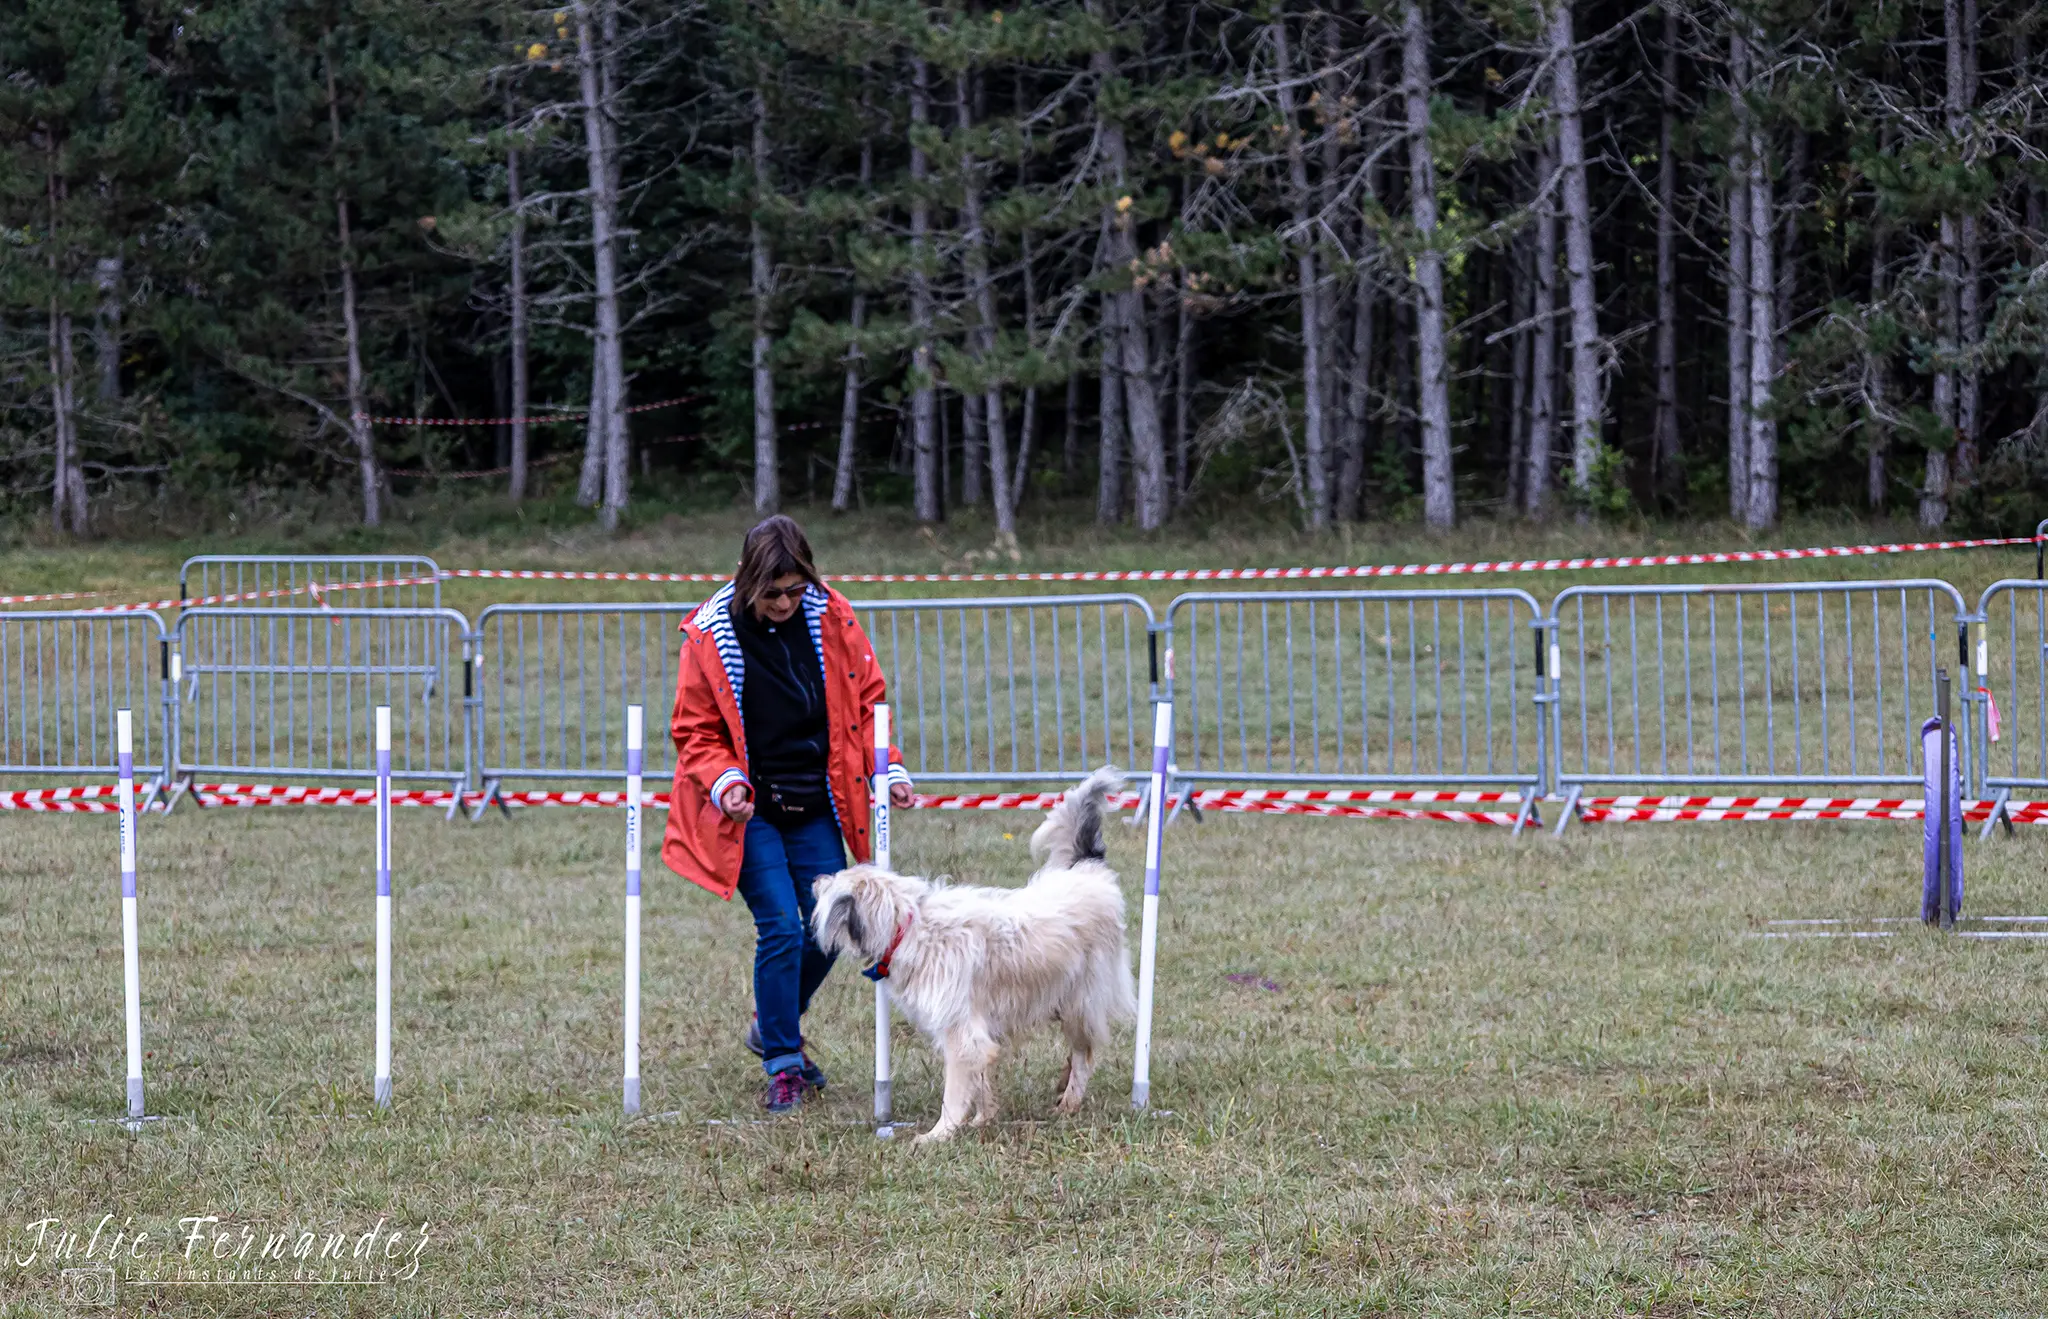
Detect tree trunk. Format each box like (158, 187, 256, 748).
(1011, 227, 1041, 517)
(1526, 144, 1557, 517)
(506, 85, 530, 504)
(1651, 3, 1680, 500)
(957, 72, 1013, 538)
(1174, 275, 1193, 504)
(49, 305, 86, 536)
(577, 0, 628, 530)
(1725, 31, 1750, 524)
(578, 368, 604, 504)
(1867, 223, 1889, 511)
(1775, 127, 1805, 365)
(833, 133, 873, 512)
(93, 256, 121, 402)
(325, 53, 378, 527)
(1338, 270, 1373, 520)
(1403, 0, 1454, 528)
(1097, 282, 1124, 524)
(909, 57, 939, 523)
(1339, 43, 1386, 521)
(1958, 211, 1979, 485)
(1506, 240, 1528, 514)
(750, 86, 778, 514)
(1550, 0, 1601, 504)
(1063, 371, 1080, 485)
(1090, 6, 1168, 529)
(1274, 18, 1329, 528)
(1744, 106, 1776, 530)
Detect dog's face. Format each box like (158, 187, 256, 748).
(812, 864, 916, 962)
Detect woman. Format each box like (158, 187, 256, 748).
(664, 515, 912, 1112)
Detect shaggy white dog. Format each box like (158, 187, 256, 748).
(811, 767, 1137, 1144)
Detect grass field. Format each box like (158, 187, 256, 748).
(6, 803, 2048, 1316)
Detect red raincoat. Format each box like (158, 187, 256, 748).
(663, 586, 904, 900)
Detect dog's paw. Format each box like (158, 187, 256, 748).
(1054, 1096, 1083, 1116)
(909, 1127, 954, 1147)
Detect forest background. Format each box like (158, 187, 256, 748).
(4, 0, 2043, 546)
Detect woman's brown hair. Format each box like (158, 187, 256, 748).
(733, 515, 825, 607)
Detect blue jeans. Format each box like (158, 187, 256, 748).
(736, 813, 845, 1077)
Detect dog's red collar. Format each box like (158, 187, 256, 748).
(862, 911, 915, 983)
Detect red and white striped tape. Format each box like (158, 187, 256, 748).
(351, 393, 705, 427)
(2, 532, 2037, 613)
(439, 534, 2035, 589)
(7, 782, 2039, 825)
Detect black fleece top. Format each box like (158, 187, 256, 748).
(730, 598, 831, 813)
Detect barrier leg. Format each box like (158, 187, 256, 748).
(1512, 785, 1542, 838)
(117, 710, 145, 1122)
(1551, 784, 1582, 838)
(374, 706, 393, 1109)
(1132, 698, 1173, 1110)
(1979, 787, 2012, 842)
(624, 706, 643, 1116)
(872, 703, 894, 1138)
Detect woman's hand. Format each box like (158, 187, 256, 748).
(720, 782, 755, 823)
(889, 780, 914, 809)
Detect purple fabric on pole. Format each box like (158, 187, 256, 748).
(376, 746, 392, 898)
(118, 749, 136, 899)
(1919, 716, 1962, 922)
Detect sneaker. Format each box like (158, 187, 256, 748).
(762, 1067, 812, 1114)
(745, 1016, 827, 1090)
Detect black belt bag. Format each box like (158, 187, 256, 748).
(759, 770, 829, 825)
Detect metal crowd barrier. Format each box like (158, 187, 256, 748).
(180, 554, 442, 609)
(1163, 589, 1547, 828)
(475, 602, 695, 793)
(1544, 580, 1971, 825)
(18, 572, 2048, 832)
(169, 607, 474, 794)
(473, 595, 1162, 797)
(0, 610, 171, 790)
(1972, 579, 2048, 833)
(858, 594, 1160, 786)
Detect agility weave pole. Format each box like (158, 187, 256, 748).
(871, 704, 896, 1139)
(117, 710, 146, 1123)
(373, 707, 394, 1110)
(623, 706, 644, 1117)
(1131, 697, 1172, 1111)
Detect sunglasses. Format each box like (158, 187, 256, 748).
(755, 584, 809, 603)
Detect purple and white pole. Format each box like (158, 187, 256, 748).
(623, 704, 644, 1116)
(872, 703, 894, 1137)
(1131, 691, 1173, 1110)
(374, 706, 393, 1109)
(117, 709, 144, 1121)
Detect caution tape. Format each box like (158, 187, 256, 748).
(352, 393, 705, 427)
(8, 782, 2041, 826)
(442, 534, 2037, 589)
(5, 532, 2040, 613)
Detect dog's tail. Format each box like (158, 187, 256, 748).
(1030, 766, 1124, 870)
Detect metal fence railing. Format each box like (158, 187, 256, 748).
(179, 554, 442, 609)
(11, 574, 2046, 827)
(1163, 589, 1547, 826)
(858, 595, 1160, 786)
(1971, 580, 2048, 832)
(473, 595, 1162, 796)
(475, 603, 695, 789)
(0, 610, 171, 787)
(170, 607, 473, 791)
(1545, 580, 1971, 820)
